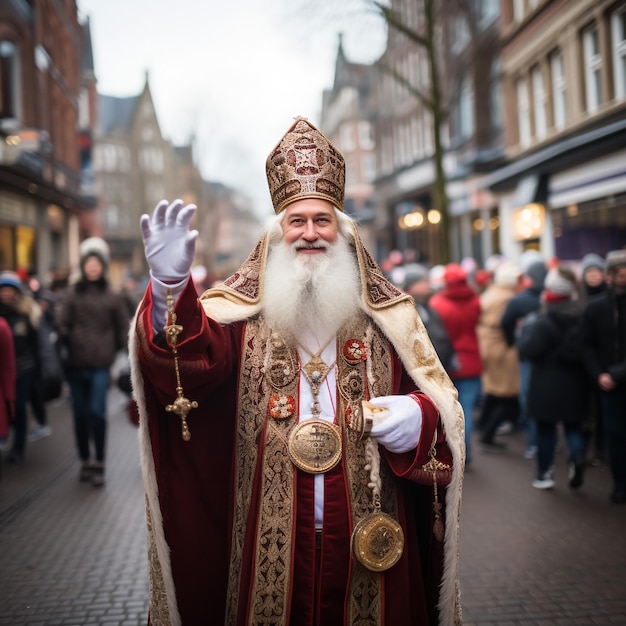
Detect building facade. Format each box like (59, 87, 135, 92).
(320, 35, 379, 256)
(0, 0, 95, 280)
(488, 0, 626, 262)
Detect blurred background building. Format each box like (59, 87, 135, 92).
(0, 0, 624, 285)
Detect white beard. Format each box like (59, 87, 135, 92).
(262, 231, 362, 341)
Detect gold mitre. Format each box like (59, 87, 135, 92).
(266, 117, 345, 214)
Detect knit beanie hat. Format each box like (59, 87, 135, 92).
(0, 270, 22, 291)
(606, 249, 626, 271)
(402, 263, 430, 290)
(525, 260, 547, 288)
(580, 253, 606, 275)
(79, 237, 110, 268)
(443, 263, 467, 286)
(544, 266, 577, 297)
(494, 261, 521, 288)
(519, 249, 544, 274)
(429, 265, 446, 291)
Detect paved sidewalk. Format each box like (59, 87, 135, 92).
(1, 392, 625, 625)
(0, 389, 148, 625)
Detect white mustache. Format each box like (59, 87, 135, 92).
(295, 242, 327, 251)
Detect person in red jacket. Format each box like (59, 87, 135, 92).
(430, 264, 482, 465)
(0, 315, 16, 452)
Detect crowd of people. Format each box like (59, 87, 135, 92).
(0, 238, 134, 486)
(390, 247, 626, 504)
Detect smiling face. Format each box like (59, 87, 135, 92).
(280, 198, 339, 252)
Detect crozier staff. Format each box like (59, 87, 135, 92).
(131, 117, 465, 626)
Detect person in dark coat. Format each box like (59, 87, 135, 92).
(59, 238, 130, 487)
(577, 253, 608, 464)
(519, 265, 590, 490)
(582, 249, 626, 504)
(402, 263, 456, 374)
(501, 256, 548, 458)
(0, 271, 41, 464)
(579, 253, 608, 302)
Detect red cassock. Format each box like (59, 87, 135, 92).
(134, 281, 455, 626)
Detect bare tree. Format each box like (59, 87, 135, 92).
(372, 0, 452, 262)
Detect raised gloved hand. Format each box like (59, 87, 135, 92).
(367, 395, 422, 454)
(140, 199, 198, 283)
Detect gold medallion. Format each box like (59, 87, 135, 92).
(351, 512, 404, 572)
(287, 419, 342, 474)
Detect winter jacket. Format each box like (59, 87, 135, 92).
(0, 317, 16, 438)
(414, 300, 456, 374)
(59, 278, 130, 369)
(0, 296, 40, 376)
(582, 290, 626, 387)
(519, 300, 590, 424)
(477, 284, 520, 397)
(500, 286, 542, 347)
(430, 282, 482, 379)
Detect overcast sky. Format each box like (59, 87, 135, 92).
(76, 0, 387, 217)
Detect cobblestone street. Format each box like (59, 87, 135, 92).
(1, 389, 625, 625)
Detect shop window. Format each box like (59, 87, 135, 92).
(0, 225, 14, 268)
(16, 226, 35, 270)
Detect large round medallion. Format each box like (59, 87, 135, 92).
(287, 419, 342, 474)
(351, 512, 405, 572)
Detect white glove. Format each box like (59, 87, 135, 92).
(368, 395, 422, 454)
(140, 199, 198, 283)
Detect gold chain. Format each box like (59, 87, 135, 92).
(163, 291, 198, 441)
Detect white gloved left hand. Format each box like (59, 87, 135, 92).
(368, 395, 422, 454)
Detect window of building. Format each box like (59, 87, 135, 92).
(0, 40, 20, 120)
(380, 133, 393, 175)
(424, 111, 435, 153)
(531, 64, 547, 139)
(478, 0, 500, 27)
(362, 153, 376, 183)
(583, 25, 603, 112)
(612, 5, 626, 99)
(513, 0, 525, 22)
(340, 123, 355, 152)
(516, 77, 531, 146)
(451, 15, 470, 55)
(550, 50, 567, 130)
(490, 59, 503, 130)
(345, 154, 357, 184)
(357, 121, 374, 150)
(459, 73, 475, 139)
(104, 144, 117, 171)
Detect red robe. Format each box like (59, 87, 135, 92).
(134, 281, 455, 625)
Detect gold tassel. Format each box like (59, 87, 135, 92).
(421, 429, 450, 542)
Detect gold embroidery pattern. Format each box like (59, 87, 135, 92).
(227, 317, 398, 626)
(221, 237, 265, 300)
(339, 319, 397, 625)
(226, 319, 270, 623)
(248, 327, 299, 625)
(145, 502, 171, 626)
